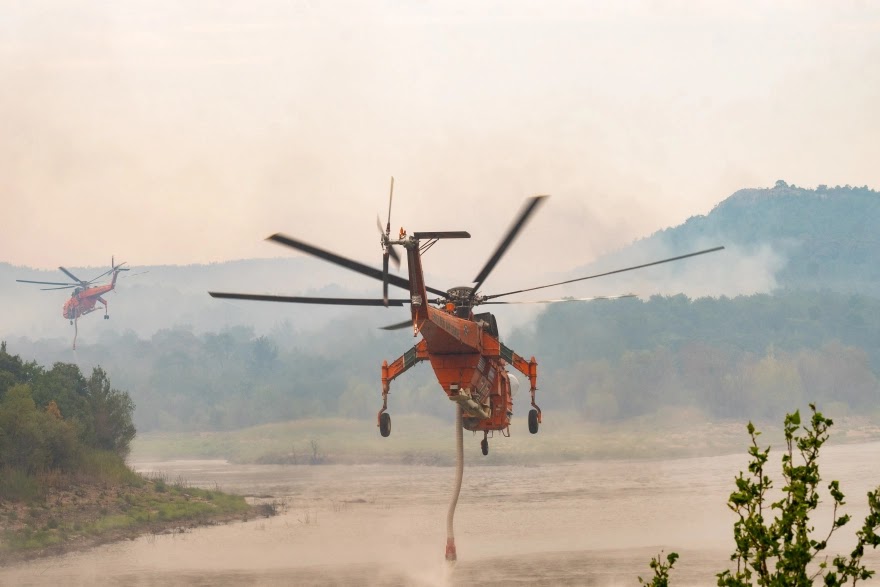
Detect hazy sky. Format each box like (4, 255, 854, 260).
(3, 1, 879, 285)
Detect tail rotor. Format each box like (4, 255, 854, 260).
(378, 176, 401, 306)
(111, 255, 129, 273)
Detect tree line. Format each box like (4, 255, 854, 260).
(509, 290, 880, 420)
(0, 342, 135, 479)
(6, 288, 880, 433)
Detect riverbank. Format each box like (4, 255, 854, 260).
(4, 446, 879, 586)
(130, 409, 880, 466)
(0, 469, 267, 566)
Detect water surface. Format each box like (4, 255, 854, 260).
(2, 442, 878, 586)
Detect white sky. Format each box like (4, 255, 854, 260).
(2, 1, 879, 286)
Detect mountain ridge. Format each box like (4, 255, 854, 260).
(3, 181, 878, 340)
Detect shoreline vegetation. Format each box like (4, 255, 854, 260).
(0, 343, 271, 566)
(0, 452, 268, 566)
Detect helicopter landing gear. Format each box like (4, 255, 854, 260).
(104, 314, 109, 320)
(378, 390, 391, 437)
(480, 433, 489, 456)
(70, 320, 73, 325)
(379, 412, 391, 437)
(528, 384, 542, 434)
(528, 409, 539, 434)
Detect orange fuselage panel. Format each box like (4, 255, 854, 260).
(380, 235, 539, 434)
(61, 284, 114, 319)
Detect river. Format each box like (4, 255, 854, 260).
(2, 441, 878, 586)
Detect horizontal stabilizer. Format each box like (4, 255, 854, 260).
(379, 319, 413, 330)
(412, 231, 471, 239)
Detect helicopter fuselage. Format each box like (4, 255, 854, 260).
(379, 234, 540, 435)
(60, 272, 123, 322)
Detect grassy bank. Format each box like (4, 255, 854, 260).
(131, 409, 880, 466)
(0, 450, 260, 565)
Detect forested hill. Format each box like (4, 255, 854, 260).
(572, 182, 880, 298)
(4, 182, 880, 433)
(678, 182, 879, 291)
(4, 182, 878, 341)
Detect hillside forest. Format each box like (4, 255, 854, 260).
(4, 288, 878, 433)
(2, 183, 880, 434)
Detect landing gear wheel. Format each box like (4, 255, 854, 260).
(528, 409, 539, 434)
(70, 320, 74, 325)
(379, 412, 391, 437)
(104, 315, 109, 320)
(480, 437, 489, 456)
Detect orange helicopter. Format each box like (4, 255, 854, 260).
(209, 182, 724, 456)
(17, 258, 130, 349)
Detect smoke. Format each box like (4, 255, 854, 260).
(3, 1, 878, 283)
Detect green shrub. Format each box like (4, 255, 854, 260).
(639, 552, 679, 587)
(0, 467, 41, 502)
(77, 449, 142, 486)
(643, 404, 880, 586)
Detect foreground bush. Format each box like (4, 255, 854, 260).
(641, 404, 880, 586)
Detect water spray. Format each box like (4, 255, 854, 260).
(445, 404, 464, 562)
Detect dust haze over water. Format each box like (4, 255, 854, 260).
(1, 442, 879, 586)
(2, 2, 879, 281)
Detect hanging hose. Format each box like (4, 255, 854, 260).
(445, 404, 464, 562)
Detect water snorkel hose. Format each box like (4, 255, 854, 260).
(445, 404, 464, 562)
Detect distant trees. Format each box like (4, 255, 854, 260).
(10, 319, 438, 432)
(510, 291, 880, 422)
(6, 287, 880, 434)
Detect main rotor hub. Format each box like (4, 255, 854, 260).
(446, 286, 474, 302)
(446, 286, 475, 317)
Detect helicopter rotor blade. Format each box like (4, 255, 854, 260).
(267, 233, 447, 298)
(376, 216, 401, 269)
(483, 294, 638, 304)
(209, 292, 408, 306)
(386, 176, 394, 235)
(387, 243, 401, 267)
(379, 178, 402, 270)
(41, 285, 78, 291)
(16, 279, 78, 286)
(87, 267, 116, 283)
(379, 319, 413, 331)
(59, 266, 85, 284)
(482, 246, 726, 302)
(382, 252, 390, 307)
(472, 195, 548, 294)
